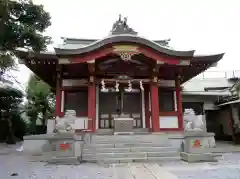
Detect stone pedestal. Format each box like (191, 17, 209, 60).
(180, 132, 219, 162)
(23, 131, 87, 165)
(114, 117, 134, 135)
(47, 132, 86, 165)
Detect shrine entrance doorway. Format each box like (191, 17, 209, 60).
(98, 87, 142, 129)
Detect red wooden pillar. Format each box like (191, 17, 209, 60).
(88, 76, 96, 132)
(144, 85, 150, 129)
(176, 77, 183, 130)
(150, 80, 160, 132)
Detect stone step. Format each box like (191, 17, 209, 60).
(95, 128, 149, 135)
(84, 143, 170, 148)
(92, 134, 166, 138)
(83, 156, 181, 164)
(47, 156, 80, 165)
(83, 146, 178, 153)
(91, 135, 168, 143)
(92, 140, 169, 145)
(83, 151, 179, 160)
(91, 139, 168, 143)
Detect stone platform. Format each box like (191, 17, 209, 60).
(23, 131, 219, 164)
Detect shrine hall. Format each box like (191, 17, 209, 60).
(18, 16, 224, 133)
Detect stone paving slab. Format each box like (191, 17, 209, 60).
(159, 153, 240, 179)
(112, 164, 134, 179)
(128, 163, 157, 179)
(144, 163, 178, 179)
(167, 167, 240, 179)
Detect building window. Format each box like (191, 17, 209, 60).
(159, 88, 174, 112)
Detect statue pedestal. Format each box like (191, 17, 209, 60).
(23, 131, 91, 165)
(180, 132, 219, 162)
(48, 132, 80, 165)
(114, 117, 134, 135)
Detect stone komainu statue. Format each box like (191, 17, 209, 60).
(183, 108, 204, 132)
(55, 110, 77, 133)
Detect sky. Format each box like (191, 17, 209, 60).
(15, 0, 240, 89)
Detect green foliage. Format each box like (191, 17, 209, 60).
(0, 52, 15, 74)
(0, 0, 51, 73)
(25, 74, 55, 134)
(0, 86, 26, 143)
(235, 83, 240, 94)
(0, 86, 23, 112)
(231, 80, 240, 96)
(0, 0, 51, 141)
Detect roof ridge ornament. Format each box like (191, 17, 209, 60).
(110, 14, 138, 35)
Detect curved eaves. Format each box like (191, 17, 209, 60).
(16, 50, 58, 60)
(192, 53, 225, 62)
(54, 34, 195, 57)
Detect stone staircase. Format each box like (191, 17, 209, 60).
(82, 134, 181, 164)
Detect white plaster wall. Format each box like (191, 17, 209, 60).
(74, 117, 88, 129)
(159, 116, 178, 128)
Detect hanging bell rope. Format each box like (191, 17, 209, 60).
(140, 80, 144, 91)
(115, 80, 120, 92)
(101, 79, 108, 92)
(125, 80, 132, 92)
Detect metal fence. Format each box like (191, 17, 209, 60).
(194, 70, 240, 79)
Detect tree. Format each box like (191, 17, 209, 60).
(0, 0, 51, 74)
(0, 0, 51, 138)
(25, 74, 55, 134)
(0, 85, 24, 144)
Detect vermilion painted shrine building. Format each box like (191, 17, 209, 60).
(18, 17, 224, 133)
